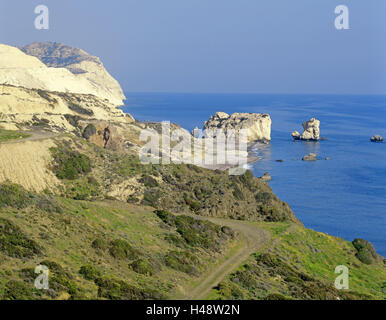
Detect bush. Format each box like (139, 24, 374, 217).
(38, 260, 84, 299)
(164, 250, 201, 276)
(34, 195, 63, 213)
(65, 178, 100, 200)
(0, 218, 41, 258)
(51, 147, 92, 180)
(352, 239, 380, 265)
(95, 277, 164, 300)
(142, 189, 161, 207)
(92, 238, 108, 251)
(3, 280, 36, 300)
(140, 175, 159, 188)
(129, 258, 160, 276)
(232, 184, 244, 201)
(0, 183, 33, 209)
(183, 194, 201, 211)
(109, 239, 140, 260)
(82, 124, 97, 140)
(264, 293, 293, 300)
(79, 265, 101, 281)
(155, 210, 232, 251)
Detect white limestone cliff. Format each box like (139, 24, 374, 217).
(203, 112, 271, 143)
(0, 43, 125, 106)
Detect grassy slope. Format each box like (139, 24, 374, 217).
(0, 134, 385, 300)
(0, 192, 236, 300)
(208, 223, 386, 300)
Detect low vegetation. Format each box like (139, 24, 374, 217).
(0, 184, 237, 300)
(209, 224, 386, 300)
(0, 129, 30, 142)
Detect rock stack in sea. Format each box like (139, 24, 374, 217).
(203, 112, 272, 143)
(292, 118, 320, 141)
(370, 135, 384, 142)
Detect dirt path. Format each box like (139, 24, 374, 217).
(1, 130, 59, 144)
(175, 214, 271, 300)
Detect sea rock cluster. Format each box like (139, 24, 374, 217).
(292, 118, 320, 141)
(203, 112, 271, 143)
(370, 135, 384, 142)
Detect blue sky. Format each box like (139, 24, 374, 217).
(1, 0, 385, 94)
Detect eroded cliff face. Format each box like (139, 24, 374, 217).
(20, 42, 126, 106)
(0, 138, 60, 192)
(0, 85, 134, 133)
(0, 43, 125, 106)
(203, 112, 272, 143)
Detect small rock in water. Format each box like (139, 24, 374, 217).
(370, 135, 384, 142)
(291, 131, 301, 140)
(260, 172, 272, 181)
(302, 153, 317, 161)
(276, 159, 284, 163)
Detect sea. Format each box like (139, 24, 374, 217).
(122, 93, 386, 257)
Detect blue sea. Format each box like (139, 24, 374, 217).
(122, 93, 386, 257)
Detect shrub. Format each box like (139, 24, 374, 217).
(64, 178, 100, 200)
(140, 175, 159, 188)
(232, 184, 244, 201)
(109, 239, 140, 260)
(0, 218, 41, 258)
(82, 124, 97, 140)
(264, 293, 293, 300)
(142, 189, 161, 207)
(215, 280, 248, 300)
(79, 265, 102, 281)
(3, 280, 36, 300)
(129, 258, 160, 276)
(183, 194, 201, 211)
(0, 183, 33, 209)
(352, 239, 380, 265)
(34, 195, 63, 213)
(92, 238, 108, 251)
(164, 250, 201, 276)
(95, 277, 164, 300)
(38, 260, 83, 299)
(51, 147, 92, 180)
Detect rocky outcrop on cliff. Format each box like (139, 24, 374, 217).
(203, 112, 271, 143)
(292, 118, 320, 141)
(0, 85, 134, 134)
(0, 43, 125, 106)
(20, 42, 125, 106)
(0, 42, 134, 143)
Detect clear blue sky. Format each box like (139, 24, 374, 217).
(1, 0, 385, 94)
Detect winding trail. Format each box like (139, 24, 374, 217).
(175, 214, 271, 300)
(0, 130, 59, 144)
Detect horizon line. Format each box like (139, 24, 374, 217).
(123, 91, 386, 97)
